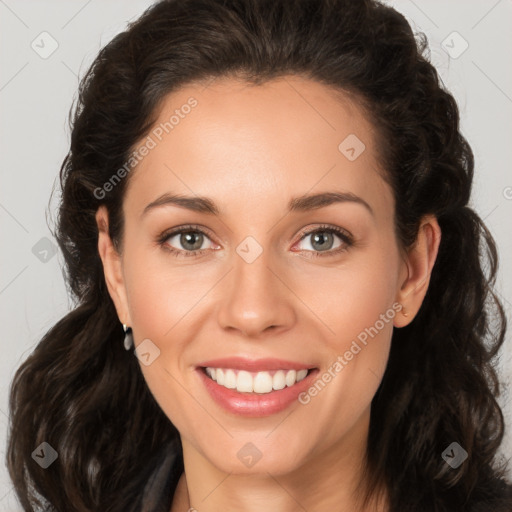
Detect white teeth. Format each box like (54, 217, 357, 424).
(253, 371, 273, 393)
(272, 370, 286, 390)
(205, 367, 310, 394)
(224, 369, 237, 389)
(296, 369, 308, 381)
(285, 369, 297, 387)
(237, 370, 253, 392)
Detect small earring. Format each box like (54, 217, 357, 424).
(403, 310, 409, 317)
(122, 324, 134, 351)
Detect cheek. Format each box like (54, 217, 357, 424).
(296, 291, 395, 452)
(126, 273, 170, 341)
(292, 235, 400, 353)
(121, 251, 203, 430)
(137, 349, 200, 434)
(294, 238, 399, 415)
(123, 246, 211, 341)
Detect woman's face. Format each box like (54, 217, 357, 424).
(98, 76, 432, 478)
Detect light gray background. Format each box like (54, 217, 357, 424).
(1, 0, 511, 509)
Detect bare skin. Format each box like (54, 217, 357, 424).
(96, 75, 441, 512)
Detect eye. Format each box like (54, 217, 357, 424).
(157, 223, 354, 258)
(157, 225, 217, 258)
(294, 224, 353, 258)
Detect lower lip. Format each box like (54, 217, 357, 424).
(196, 367, 319, 417)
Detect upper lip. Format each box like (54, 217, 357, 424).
(197, 357, 316, 372)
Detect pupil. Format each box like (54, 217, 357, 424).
(182, 232, 202, 250)
(312, 232, 332, 251)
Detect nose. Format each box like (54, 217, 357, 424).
(216, 250, 296, 338)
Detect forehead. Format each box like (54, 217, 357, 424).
(124, 75, 393, 222)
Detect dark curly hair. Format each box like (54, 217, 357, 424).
(6, 0, 512, 510)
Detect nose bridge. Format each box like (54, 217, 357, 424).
(216, 237, 295, 336)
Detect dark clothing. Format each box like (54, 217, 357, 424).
(139, 437, 183, 512)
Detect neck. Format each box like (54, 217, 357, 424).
(170, 408, 389, 512)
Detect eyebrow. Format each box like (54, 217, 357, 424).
(142, 191, 374, 217)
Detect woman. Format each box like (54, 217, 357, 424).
(6, 0, 512, 510)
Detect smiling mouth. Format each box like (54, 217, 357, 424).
(200, 366, 315, 394)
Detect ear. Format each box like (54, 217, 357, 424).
(393, 214, 442, 328)
(95, 205, 132, 326)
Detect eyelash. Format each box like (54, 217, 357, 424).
(157, 224, 354, 259)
